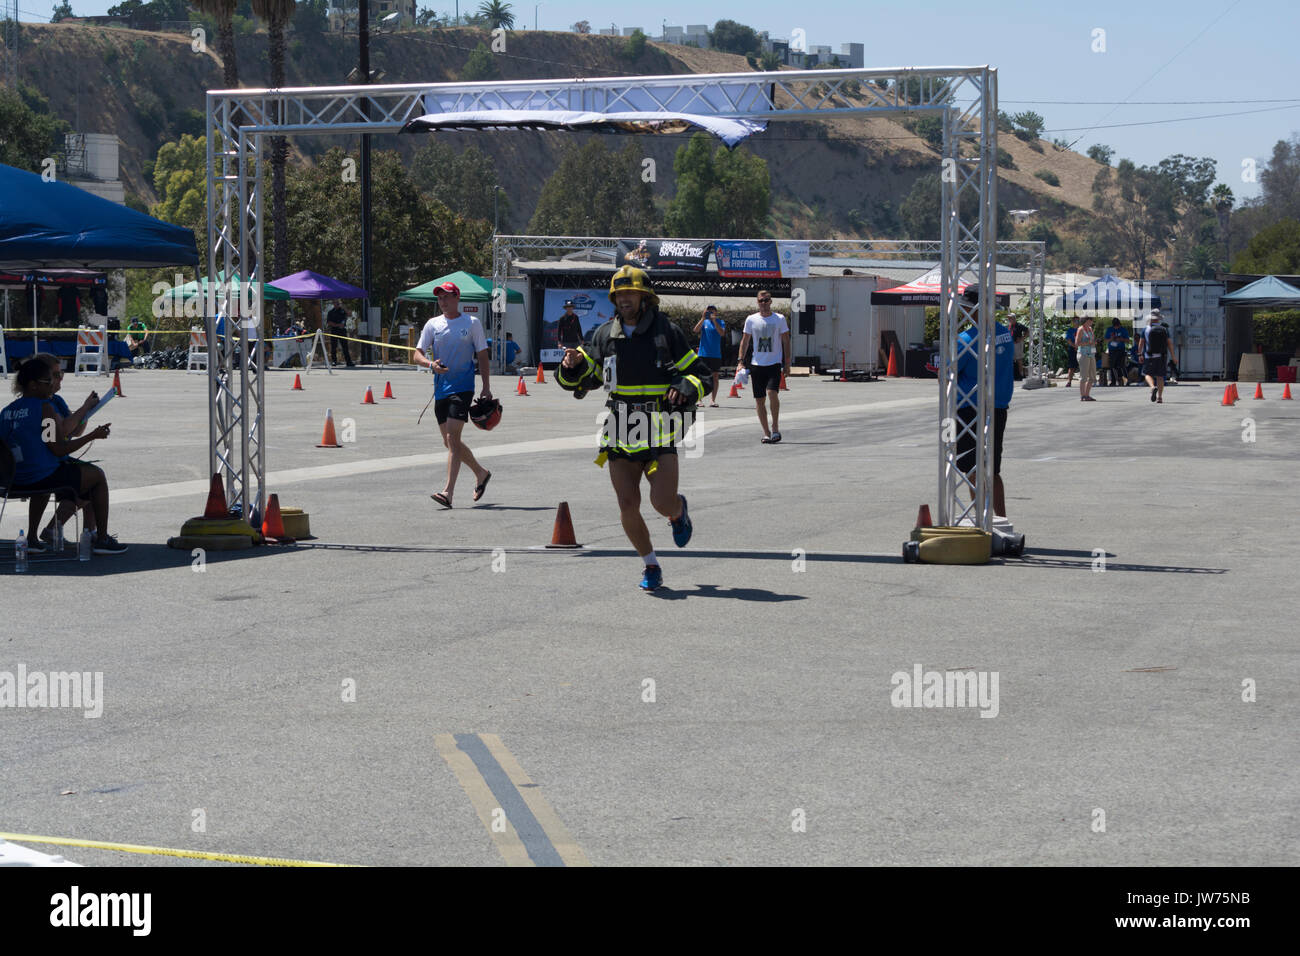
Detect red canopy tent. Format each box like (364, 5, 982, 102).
(870, 265, 1010, 308)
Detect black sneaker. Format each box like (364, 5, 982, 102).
(1150, 387, 1157, 402)
(92, 534, 128, 555)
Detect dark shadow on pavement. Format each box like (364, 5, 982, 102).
(647, 583, 806, 602)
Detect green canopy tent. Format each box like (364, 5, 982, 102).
(155, 272, 290, 321)
(397, 270, 523, 303)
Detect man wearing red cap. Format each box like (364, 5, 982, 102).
(414, 282, 493, 507)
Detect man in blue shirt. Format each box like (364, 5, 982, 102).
(692, 305, 725, 406)
(414, 282, 494, 508)
(1103, 318, 1130, 386)
(955, 319, 1014, 518)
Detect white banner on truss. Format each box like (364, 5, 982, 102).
(407, 107, 766, 147)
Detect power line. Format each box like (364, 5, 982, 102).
(1006, 98, 1300, 106)
(1045, 102, 1300, 134)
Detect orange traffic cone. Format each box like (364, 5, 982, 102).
(112, 369, 125, 397)
(888, 343, 901, 377)
(536, 365, 546, 384)
(316, 408, 342, 448)
(728, 380, 742, 398)
(382, 381, 394, 399)
(1283, 383, 1293, 400)
(545, 501, 581, 549)
(1229, 383, 1239, 402)
(915, 504, 933, 529)
(362, 385, 376, 404)
(1253, 383, 1265, 400)
(516, 375, 529, 396)
(203, 473, 228, 519)
(780, 371, 789, 390)
(261, 493, 293, 543)
(1220, 385, 1236, 406)
(292, 373, 303, 391)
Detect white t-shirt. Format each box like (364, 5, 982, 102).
(416, 313, 488, 397)
(744, 311, 789, 366)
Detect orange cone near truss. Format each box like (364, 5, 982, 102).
(203, 473, 228, 519)
(317, 408, 342, 448)
(915, 504, 933, 528)
(261, 493, 293, 542)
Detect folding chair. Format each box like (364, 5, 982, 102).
(1, 443, 84, 563)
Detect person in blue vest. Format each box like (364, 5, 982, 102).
(692, 305, 726, 406)
(955, 318, 1015, 518)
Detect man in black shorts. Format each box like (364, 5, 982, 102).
(1140, 310, 1175, 404)
(413, 282, 493, 508)
(955, 319, 1014, 517)
(737, 291, 791, 443)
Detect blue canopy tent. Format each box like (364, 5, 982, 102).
(1054, 274, 1161, 313)
(0, 162, 199, 361)
(1218, 275, 1300, 309)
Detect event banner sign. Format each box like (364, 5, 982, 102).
(616, 238, 712, 274)
(715, 240, 810, 278)
(538, 287, 613, 364)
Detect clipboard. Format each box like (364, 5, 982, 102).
(85, 387, 115, 421)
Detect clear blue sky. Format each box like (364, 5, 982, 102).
(23, 0, 1300, 200)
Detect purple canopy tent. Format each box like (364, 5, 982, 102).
(269, 270, 368, 300)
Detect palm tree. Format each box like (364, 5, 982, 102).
(251, 0, 296, 326)
(477, 0, 515, 30)
(1212, 183, 1235, 265)
(191, 0, 240, 90)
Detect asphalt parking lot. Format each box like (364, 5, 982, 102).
(2, 366, 1296, 866)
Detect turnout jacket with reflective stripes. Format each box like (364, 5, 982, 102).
(556, 306, 710, 408)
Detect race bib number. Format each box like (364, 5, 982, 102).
(603, 355, 617, 392)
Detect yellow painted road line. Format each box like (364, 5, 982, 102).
(0, 832, 349, 867)
(434, 733, 532, 867)
(479, 733, 591, 867)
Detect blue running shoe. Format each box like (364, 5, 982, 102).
(670, 494, 693, 548)
(639, 564, 663, 591)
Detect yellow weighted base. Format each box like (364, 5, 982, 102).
(279, 507, 311, 539)
(911, 526, 991, 565)
(175, 517, 263, 544)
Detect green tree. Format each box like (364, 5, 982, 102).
(1230, 218, 1300, 275)
(899, 172, 1010, 240)
(251, 0, 294, 321)
(191, 0, 240, 89)
(621, 28, 646, 60)
(461, 42, 499, 80)
(663, 132, 770, 238)
(151, 134, 207, 231)
(51, 1, 73, 21)
(1091, 159, 1178, 280)
(527, 140, 659, 237)
(1213, 183, 1235, 263)
(476, 0, 514, 30)
(1086, 143, 1113, 166)
(410, 141, 510, 229)
(759, 50, 781, 71)
(709, 18, 760, 55)
(1011, 111, 1044, 141)
(0, 85, 70, 172)
(287, 148, 492, 313)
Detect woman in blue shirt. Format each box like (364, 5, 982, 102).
(1, 358, 125, 554)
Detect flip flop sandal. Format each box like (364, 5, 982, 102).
(473, 472, 492, 502)
(761, 436, 773, 444)
(431, 492, 453, 509)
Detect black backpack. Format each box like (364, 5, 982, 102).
(1146, 325, 1168, 355)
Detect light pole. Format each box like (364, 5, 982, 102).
(534, 2, 542, 31)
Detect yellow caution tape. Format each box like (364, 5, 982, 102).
(0, 831, 352, 867)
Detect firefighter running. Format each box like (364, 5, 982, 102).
(557, 266, 712, 591)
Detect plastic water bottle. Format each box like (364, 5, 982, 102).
(15, 529, 28, 573)
(52, 522, 64, 551)
(78, 528, 92, 562)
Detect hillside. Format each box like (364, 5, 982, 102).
(15, 22, 1106, 244)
